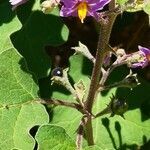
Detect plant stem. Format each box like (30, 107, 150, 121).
(84, 117, 94, 145)
(76, 117, 86, 150)
(85, 23, 111, 112)
(84, 0, 118, 146)
(39, 98, 86, 114)
(99, 61, 127, 86)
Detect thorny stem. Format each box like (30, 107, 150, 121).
(83, 0, 118, 146)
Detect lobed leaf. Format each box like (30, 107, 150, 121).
(0, 48, 49, 150)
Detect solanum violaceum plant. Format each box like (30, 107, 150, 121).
(2, 0, 150, 149)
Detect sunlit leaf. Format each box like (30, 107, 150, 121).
(35, 125, 76, 150)
(0, 47, 49, 150)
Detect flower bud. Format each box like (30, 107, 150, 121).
(41, 0, 60, 14)
(126, 46, 150, 68)
(116, 48, 126, 57)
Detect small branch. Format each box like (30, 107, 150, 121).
(72, 42, 96, 64)
(99, 60, 127, 86)
(76, 117, 87, 150)
(51, 68, 83, 105)
(51, 69, 77, 98)
(95, 107, 111, 118)
(72, 42, 106, 75)
(39, 98, 85, 114)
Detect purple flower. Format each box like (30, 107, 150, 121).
(126, 46, 150, 68)
(9, 0, 28, 10)
(60, 0, 111, 23)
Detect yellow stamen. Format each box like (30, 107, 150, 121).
(77, 2, 88, 23)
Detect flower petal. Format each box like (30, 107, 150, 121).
(87, 11, 99, 19)
(61, 0, 77, 8)
(60, 6, 77, 17)
(89, 0, 111, 11)
(138, 45, 150, 56)
(10, 0, 27, 10)
(130, 60, 148, 68)
(60, 0, 111, 21)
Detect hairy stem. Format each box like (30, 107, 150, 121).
(83, 24, 108, 146)
(84, 117, 94, 145)
(84, 0, 118, 146)
(76, 117, 87, 150)
(39, 98, 85, 114)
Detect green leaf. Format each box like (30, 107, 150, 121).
(50, 54, 150, 149)
(0, 48, 49, 150)
(92, 87, 150, 149)
(117, 0, 128, 5)
(0, 1, 21, 53)
(84, 145, 103, 150)
(143, 2, 150, 15)
(10, 1, 69, 78)
(117, 0, 148, 13)
(125, 0, 144, 12)
(35, 125, 76, 150)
